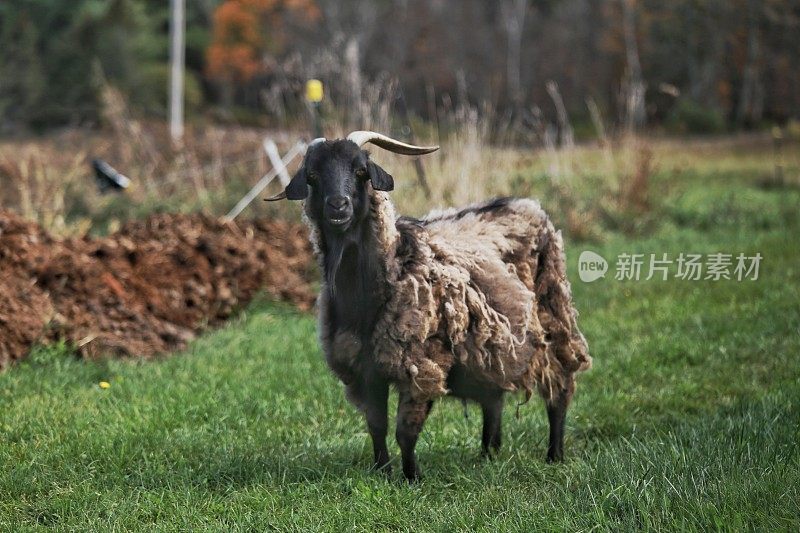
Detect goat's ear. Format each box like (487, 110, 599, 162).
(285, 167, 309, 200)
(367, 161, 394, 192)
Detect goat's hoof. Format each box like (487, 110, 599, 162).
(546, 452, 564, 463)
(371, 462, 392, 476)
(480, 448, 499, 461)
(402, 468, 421, 483)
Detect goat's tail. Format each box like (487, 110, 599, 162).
(529, 220, 592, 399)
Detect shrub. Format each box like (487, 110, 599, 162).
(129, 64, 203, 118)
(666, 99, 726, 135)
(786, 119, 800, 141)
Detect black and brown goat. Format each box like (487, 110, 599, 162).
(268, 131, 591, 481)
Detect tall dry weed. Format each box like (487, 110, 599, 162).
(0, 149, 86, 234)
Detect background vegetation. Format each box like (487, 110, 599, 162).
(1, 1, 799, 529)
(2, 0, 800, 135)
(1, 150, 798, 529)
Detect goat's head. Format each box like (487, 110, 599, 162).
(267, 131, 438, 234)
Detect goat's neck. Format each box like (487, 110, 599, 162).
(307, 190, 399, 335)
(320, 199, 396, 335)
(327, 227, 384, 332)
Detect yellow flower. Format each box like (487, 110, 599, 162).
(99, 381, 111, 389)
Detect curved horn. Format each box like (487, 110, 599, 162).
(346, 131, 439, 156)
(264, 190, 287, 202)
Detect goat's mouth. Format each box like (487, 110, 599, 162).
(326, 215, 352, 228)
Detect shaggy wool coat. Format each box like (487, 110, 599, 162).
(308, 188, 591, 405)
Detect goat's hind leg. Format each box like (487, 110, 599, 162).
(545, 377, 575, 463)
(480, 392, 504, 458)
(396, 389, 433, 482)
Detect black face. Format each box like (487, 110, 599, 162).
(284, 140, 394, 233)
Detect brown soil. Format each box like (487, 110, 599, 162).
(0, 210, 315, 368)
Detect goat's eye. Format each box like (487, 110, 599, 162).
(307, 171, 317, 183)
(355, 167, 367, 178)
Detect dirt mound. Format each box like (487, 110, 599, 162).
(0, 210, 315, 368)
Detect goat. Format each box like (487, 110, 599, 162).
(267, 131, 591, 481)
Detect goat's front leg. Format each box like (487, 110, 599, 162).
(363, 376, 391, 473)
(396, 390, 433, 482)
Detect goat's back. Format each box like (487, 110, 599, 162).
(374, 197, 591, 402)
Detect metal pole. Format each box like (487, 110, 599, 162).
(305, 80, 324, 138)
(312, 102, 323, 138)
(169, 0, 185, 145)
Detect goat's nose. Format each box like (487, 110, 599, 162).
(327, 196, 350, 210)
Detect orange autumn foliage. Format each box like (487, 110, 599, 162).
(206, 0, 320, 83)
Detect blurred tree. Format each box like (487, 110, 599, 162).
(0, 9, 45, 128)
(737, 0, 764, 126)
(206, 0, 320, 108)
(501, 0, 529, 109)
(621, 0, 646, 132)
(1, 0, 799, 132)
(0, 0, 219, 130)
(0, 0, 155, 129)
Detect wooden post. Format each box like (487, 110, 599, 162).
(395, 87, 432, 199)
(169, 0, 185, 145)
(773, 127, 784, 186)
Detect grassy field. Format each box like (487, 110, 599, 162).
(1, 145, 799, 530)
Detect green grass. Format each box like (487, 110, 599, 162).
(1, 160, 799, 530)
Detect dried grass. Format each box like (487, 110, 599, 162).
(0, 148, 87, 235)
(0, 84, 280, 235)
(3, 75, 791, 242)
